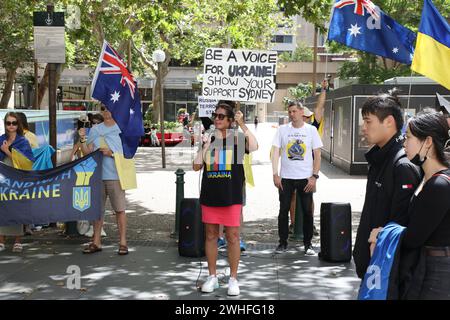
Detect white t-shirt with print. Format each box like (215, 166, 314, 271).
(272, 122, 323, 179)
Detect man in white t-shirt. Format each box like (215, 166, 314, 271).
(271, 101, 323, 255)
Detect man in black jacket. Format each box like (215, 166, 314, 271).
(353, 91, 422, 279)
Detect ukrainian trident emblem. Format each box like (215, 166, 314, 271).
(72, 158, 97, 212)
(73, 187, 91, 212)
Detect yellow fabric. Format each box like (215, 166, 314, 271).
(99, 137, 109, 149)
(311, 115, 324, 138)
(11, 148, 33, 170)
(24, 130, 39, 149)
(113, 153, 137, 190)
(243, 153, 254, 187)
(412, 33, 450, 91)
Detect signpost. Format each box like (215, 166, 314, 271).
(33, 4, 65, 167)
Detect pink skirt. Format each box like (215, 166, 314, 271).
(201, 204, 242, 227)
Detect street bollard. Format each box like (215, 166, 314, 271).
(290, 191, 304, 241)
(172, 168, 185, 238)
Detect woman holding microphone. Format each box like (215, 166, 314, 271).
(193, 102, 258, 296)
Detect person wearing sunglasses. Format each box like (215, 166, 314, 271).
(78, 105, 129, 255)
(0, 112, 35, 253)
(193, 102, 258, 296)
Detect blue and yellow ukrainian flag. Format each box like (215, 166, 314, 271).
(412, 0, 450, 90)
(0, 135, 35, 170)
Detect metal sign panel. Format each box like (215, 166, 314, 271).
(33, 12, 65, 63)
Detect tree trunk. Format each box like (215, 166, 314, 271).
(152, 57, 170, 124)
(152, 78, 162, 123)
(38, 64, 64, 108)
(0, 66, 18, 109)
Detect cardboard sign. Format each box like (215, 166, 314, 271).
(198, 96, 218, 117)
(202, 48, 277, 103)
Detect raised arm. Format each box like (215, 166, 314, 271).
(314, 79, 328, 124)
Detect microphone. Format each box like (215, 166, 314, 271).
(206, 125, 215, 144)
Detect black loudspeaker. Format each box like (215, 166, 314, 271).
(319, 203, 352, 262)
(178, 198, 205, 257)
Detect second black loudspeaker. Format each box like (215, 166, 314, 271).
(178, 198, 205, 257)
(319, 202, 352, 262)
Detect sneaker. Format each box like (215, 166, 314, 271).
(217, 237, 226, 248)
(201, 275, 219, 293)
(84, 226, 94, 238)
(289, 224, 294, 234)
(0, 243, 5, 252)
(305, 245, 316, 256)
(239, 239, 246, 252)
(227, 277, 240, 296)
(275, 243, 287, 254)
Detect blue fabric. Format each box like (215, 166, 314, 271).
(358, 222, 406, 300)
(0, 150, 103, 226)
(91, 41, 144, 159)
(87, 123, 121, 180)
(327, 0, 416, 65)
(0, 134, 35, 162)
(32, 145, 55, 170)
(419, 0, 450, 48)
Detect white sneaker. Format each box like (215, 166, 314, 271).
(227, 277, 240, 296)
(201, 275, 219, 293)
(101, 228, 107, 237)
(84, 226, 94, 238)
(0, 243, 5, 252)
(305, 245, 316, 256)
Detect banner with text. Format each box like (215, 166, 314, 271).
(202, 48, 277, 103)
(0, 151, 103, 226)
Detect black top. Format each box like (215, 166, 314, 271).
(311, 119, 320, 130)
(200, 132, 248, 207)
(403, 168, 450, 248)
(353, 133, 422, 278)
(200, 117, 213, 131)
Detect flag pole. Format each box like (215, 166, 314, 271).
(312, 27, 318, 95)
(406, 69, 414, 111)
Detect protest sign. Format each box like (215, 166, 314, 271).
(202, 48, 277, 103)
(198, 96, 219, 117)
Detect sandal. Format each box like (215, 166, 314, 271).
(118, 245, 129, 255)
(12, 243, 23, 253)
(82, 243, 102, 254)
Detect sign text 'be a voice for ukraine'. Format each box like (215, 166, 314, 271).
(202, 48, 277, 103)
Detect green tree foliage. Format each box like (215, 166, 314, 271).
(0, 1, 34, 108)
(277, 0, 333, 31)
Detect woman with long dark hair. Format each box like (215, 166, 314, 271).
(0, 112, 34, 253)
(371, 111, 450, 299)
(193, 102, 258, 296)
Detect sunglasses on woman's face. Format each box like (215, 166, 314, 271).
(211, 113, 227, 120)
(100, 106, 106, 111)
(5, 121, 18, 126)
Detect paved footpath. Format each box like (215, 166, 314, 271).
(0, 242, 360, 300)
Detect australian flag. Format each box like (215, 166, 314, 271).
(91, 41, 144, 158)
(327, 0, 416, 65)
